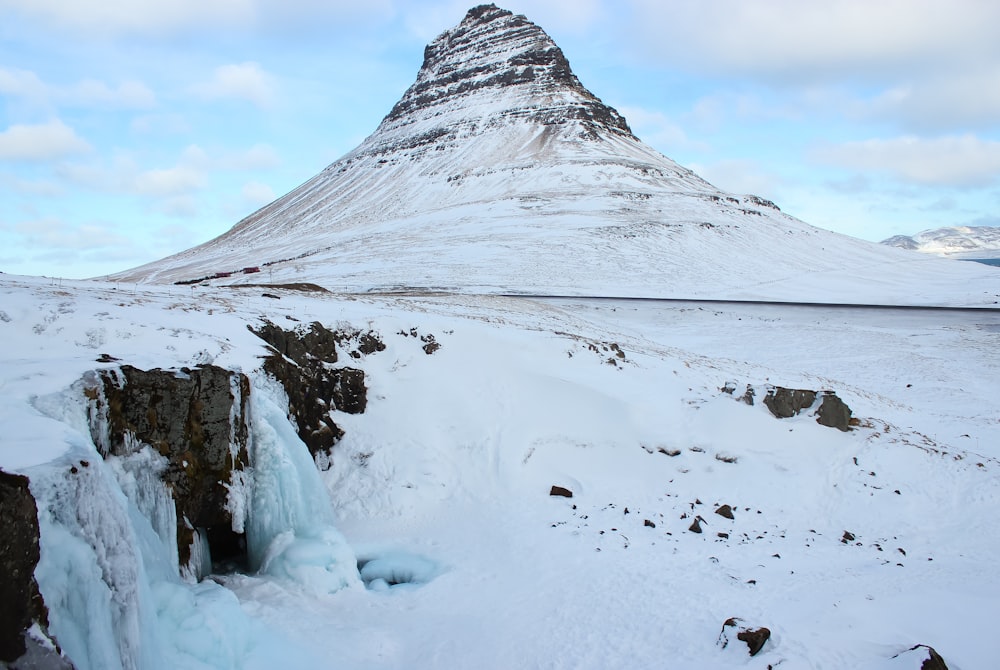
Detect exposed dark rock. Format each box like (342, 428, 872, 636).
(549, 485, 573, 498)
(253, 320, 341, 367)
(688, 517, 703, 533)
(644, 519, 656, 528)
(763, 387, 817, 419)
(86, 365, 251, 573)
(0, 469, 70, 667)
(891, 644, 949, 670)
(715, 504, 734, 520)
(816, 392, 853, 431)
(740, 385, 755, 406)
(718, 617, 770, 657)
(377, 3, 633, 146)
(420, 334, 441, 355)
(356, 332, 387, 356)
(251, 321, 371, 465)
(737, 627, 771, 656)
(757, 385, 853, 430)
(842, 530, 856, 543)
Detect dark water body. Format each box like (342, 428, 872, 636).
(961, 258, 1000, 267)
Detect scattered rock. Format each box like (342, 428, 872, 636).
(420, 333, 441, 354)
(95, 353, 120, 363)
(644, 519, 656, 528)
(739, 385, 755, 406)
(549, 485, 573, 498)
(842, 531, 856, 543)
(715, 504, 735, 520)
(688, 517, 703, 533)
(718, 617, 770, 657)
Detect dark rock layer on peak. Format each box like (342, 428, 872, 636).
(380, 3, 632, 138)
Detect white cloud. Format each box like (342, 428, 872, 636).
(0, 66, 156, 110)
(0, 66, 47, 99)
(13, 217, 132, 250)
(625, 0, 1000, 82)
(134, 166, 207, 198)
(688, 158, 785, 199)
(616, 106, 708, 153)
(156, 195, 199, 218)
(0, 0, 255, 36)
(0, 120, 91, 161)
(815, 135, 1000, 187)
(192, 62, 276, 107)
(69, 79, 156, 109)
(0, 0, 394, 38)
(241, 181, 275, 206)
(864, 68, 1000, 132)
(221, 144, 281, 171)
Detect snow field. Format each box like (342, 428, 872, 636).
(1, 276, 998, 668)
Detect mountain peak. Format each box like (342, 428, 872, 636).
(378, 4, 632, 141)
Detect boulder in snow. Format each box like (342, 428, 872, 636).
(718, 617, 770, 657)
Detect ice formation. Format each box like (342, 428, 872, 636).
(25, 374, 358, 669)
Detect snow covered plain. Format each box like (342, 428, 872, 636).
(2, 273, 998, 669)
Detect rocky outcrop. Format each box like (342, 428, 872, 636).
(85, 365, 251, 574)
(251, 321, 371, 465)
(815, 392, 852, 431)
(763, 387, 817, 419)
(736, 384, 853, 431)
(0, 469, 71, 668)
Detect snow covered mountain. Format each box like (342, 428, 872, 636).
(4, 6, 1000, 670)
(882, 225, 1000, 259)
(110, 4, 1000, 307)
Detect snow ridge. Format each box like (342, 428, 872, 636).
(882, 225, 1000, 258)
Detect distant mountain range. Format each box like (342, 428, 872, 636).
(882, 225, 1000, 259)
(110, 4, 1000, 305)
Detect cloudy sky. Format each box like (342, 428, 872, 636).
(2, 0, 998, 278)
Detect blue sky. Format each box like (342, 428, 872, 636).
(2, 0, 999, 279)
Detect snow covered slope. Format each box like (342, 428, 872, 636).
(2, 274, 998, 669)
(109, 5, 1000, 307)
(883, 225, 1000, 259)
